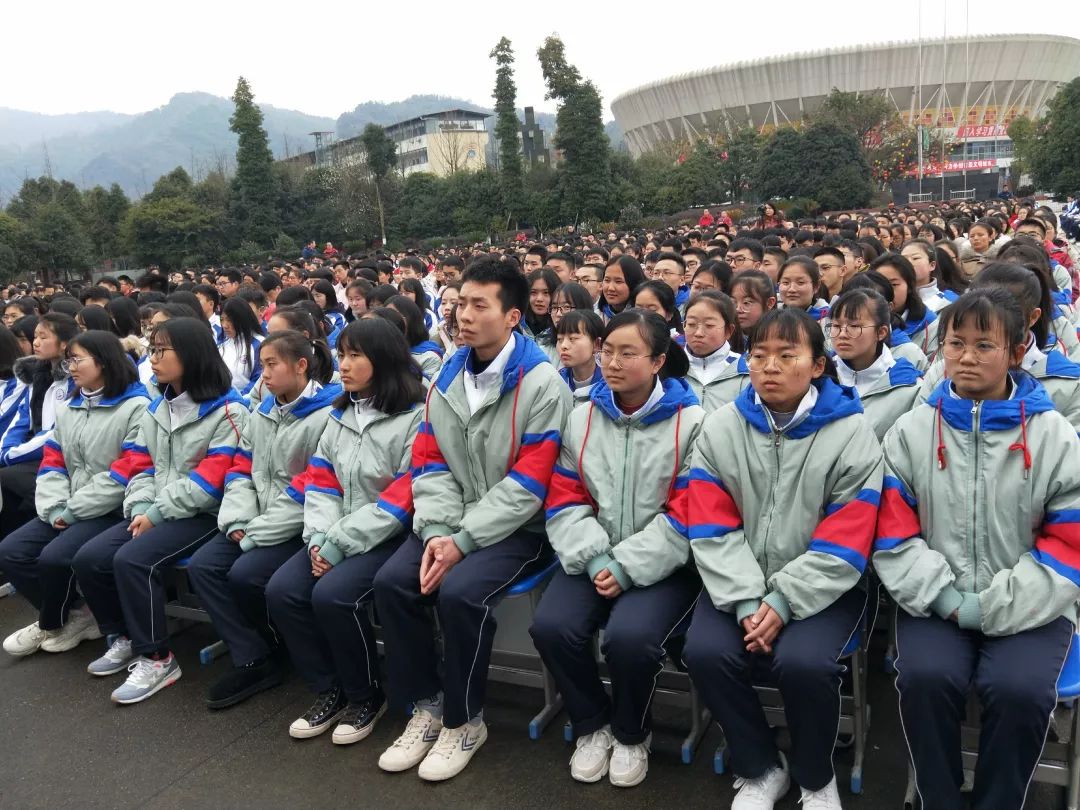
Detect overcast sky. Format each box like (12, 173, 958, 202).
(4, 0, 1079, 121)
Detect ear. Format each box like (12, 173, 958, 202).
(1029, 307, 1042, 329)
(810, 355, 827, 380)
(506, 307, 522, 329)
(1009, 342, 1027, 368)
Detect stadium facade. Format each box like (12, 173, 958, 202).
(611, 34, 1080, 198)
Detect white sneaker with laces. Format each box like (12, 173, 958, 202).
(3, 621, 47, 657)
(731, 751, 791, 810)
(799, 776, 843, 809)
(377, 708, 444, 772)
(608, 733, 650, 788)
(570, 725, 615, 783)
(40, 607, 102, 653)
(417, 721, 488, 782)
(88, 635, 134, 676)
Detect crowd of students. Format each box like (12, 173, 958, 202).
(1, 196, 1079, 810)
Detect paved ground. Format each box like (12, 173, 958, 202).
(0, 595, 1066, 810)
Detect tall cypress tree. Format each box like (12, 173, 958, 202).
(537, 36, 611, 224)
(490, 37, 524, 229)
(228, 76, 280, 246)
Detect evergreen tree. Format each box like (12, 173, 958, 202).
(228, 76, 280, 246)
(490, 37, 524, 229)
(1030, 77, 1080, 194)
(537, 35, 612, 224)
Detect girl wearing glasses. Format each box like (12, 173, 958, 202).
(827, 289, 921, 441)
(0, 313, 79, 537)
(776, 257, 830, 321)
(72, 318, 248, 705)
(843, 273, 930, 373)
(683, 291, 749, 412)
(685, 307, 882, 808)
(0, 331, 149, 658)
(869, 253, 940, 360)
(183, 328, 340, 710)
(875, 289, 1080, 810)
(917, 263, 1080, 432)
(729, 271, 778, 350)
(533, 309, 703, 788)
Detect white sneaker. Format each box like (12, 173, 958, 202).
(88, 635, 134, 676)
(3, 621, 47, 657)
(799, 777, 843, 809)
(40, 607, 102, 653)
(416, 721, 488, 782)
(570, 725, 615, 783)
(732, 751, 791, 809)
(377, 708, 444, 772)
(609, 733, 650, 788)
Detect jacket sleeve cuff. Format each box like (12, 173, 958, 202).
(47, 507, 67, 526)
(585, 553, 616, 581)
(128, 502, 151, 518)
(144, 505, 164, 527)
(955, 592, 983, 630)
(317, 541, 344, 567)
(451, 529, 476, 556)
(735, 599, 762, 624)
(238, 537, 255, 552)
(58, 508, 77, 526)
(605, 558, 633, 591)
(225, 523, 247, 539)
(930, 585, 965, 620)
(421, 522, 456, 543)
(762, 591, 793, 626)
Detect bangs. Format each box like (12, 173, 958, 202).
(831, 291, 874, 323)
(940, 296, 1006, 340)
(750, 309, 817, 349)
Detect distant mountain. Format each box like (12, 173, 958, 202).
(0, 92, 334, 198)
(0, 92, 626, 202)
(0, 107, 134, 147)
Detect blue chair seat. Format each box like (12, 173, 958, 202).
(507, 560, 560, 597)
(1058, 634, 1080, 699)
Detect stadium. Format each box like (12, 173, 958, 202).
(611, 33, 1080, 199)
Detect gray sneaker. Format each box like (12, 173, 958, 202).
(88, 635, 134, 676)
(111, 655, 182, 704)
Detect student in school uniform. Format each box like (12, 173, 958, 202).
(870, 253, 940, 360)
(0, 332, 149, 657)
(683, 307, 883, 810)
(266, 318, 425, 743)
(827, 289, 922, 441)
(777, 257, 831, 321)
(72, 318, 248, 705)
(900, 238, 965, 313)
(729, 271, 777, 351)
(185, 330, 340, 709)
(0, 326, 29, 534)
(372, 256, 572, 782)
(245, 305, 337, 411)
(387, 295, 444, 380)
(530, 310, 704, 788)
(555, 309, 604, 404)
(683, 291, 750, 412)
(874, 288, 1080, 810)
(917, 263, 1080, 433)
(843, 273, 931, 373)
(629, 281, 683, 344)
(218, 298, 265, 397)
(0, 314, 78, 536)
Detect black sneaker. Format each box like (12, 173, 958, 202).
(206, 658, 283, 710)
(331, 696, 387, 745)
(289, 687, 347, 739)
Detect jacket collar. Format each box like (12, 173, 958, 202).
(257, 380, 342, 419)
(435, 332, 550, 395)
(925, 372, 1055, 432)
(736, 376, 863, 439)
(589, 375, 699, 426)
(149, 386, 246, 421)
(559, 364, 604, 391)
(412, 339, 445, 359)
(900, 307, 937, 338)
(835, 344, 896, 392)
(69, 381, 150, 409)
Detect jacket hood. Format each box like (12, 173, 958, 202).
(887, 357, 922, 387)
(413, 340, 445, 359)
(257, 381, 342, 419)
(925, 371, 1055, 432)
(736, 376, 864, 439)
(13, 356, 62, 385)
(559, 364, 604, 391)
(435, 332, 551, 395)
(69, 380, 150, 409)
(890, 328, 914, 348)
(1041, 351, 1080, 380)
(590, 375, 700, 426)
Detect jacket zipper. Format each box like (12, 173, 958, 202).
(618, 423, 632, 540)
(970, 401, 981, 587)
